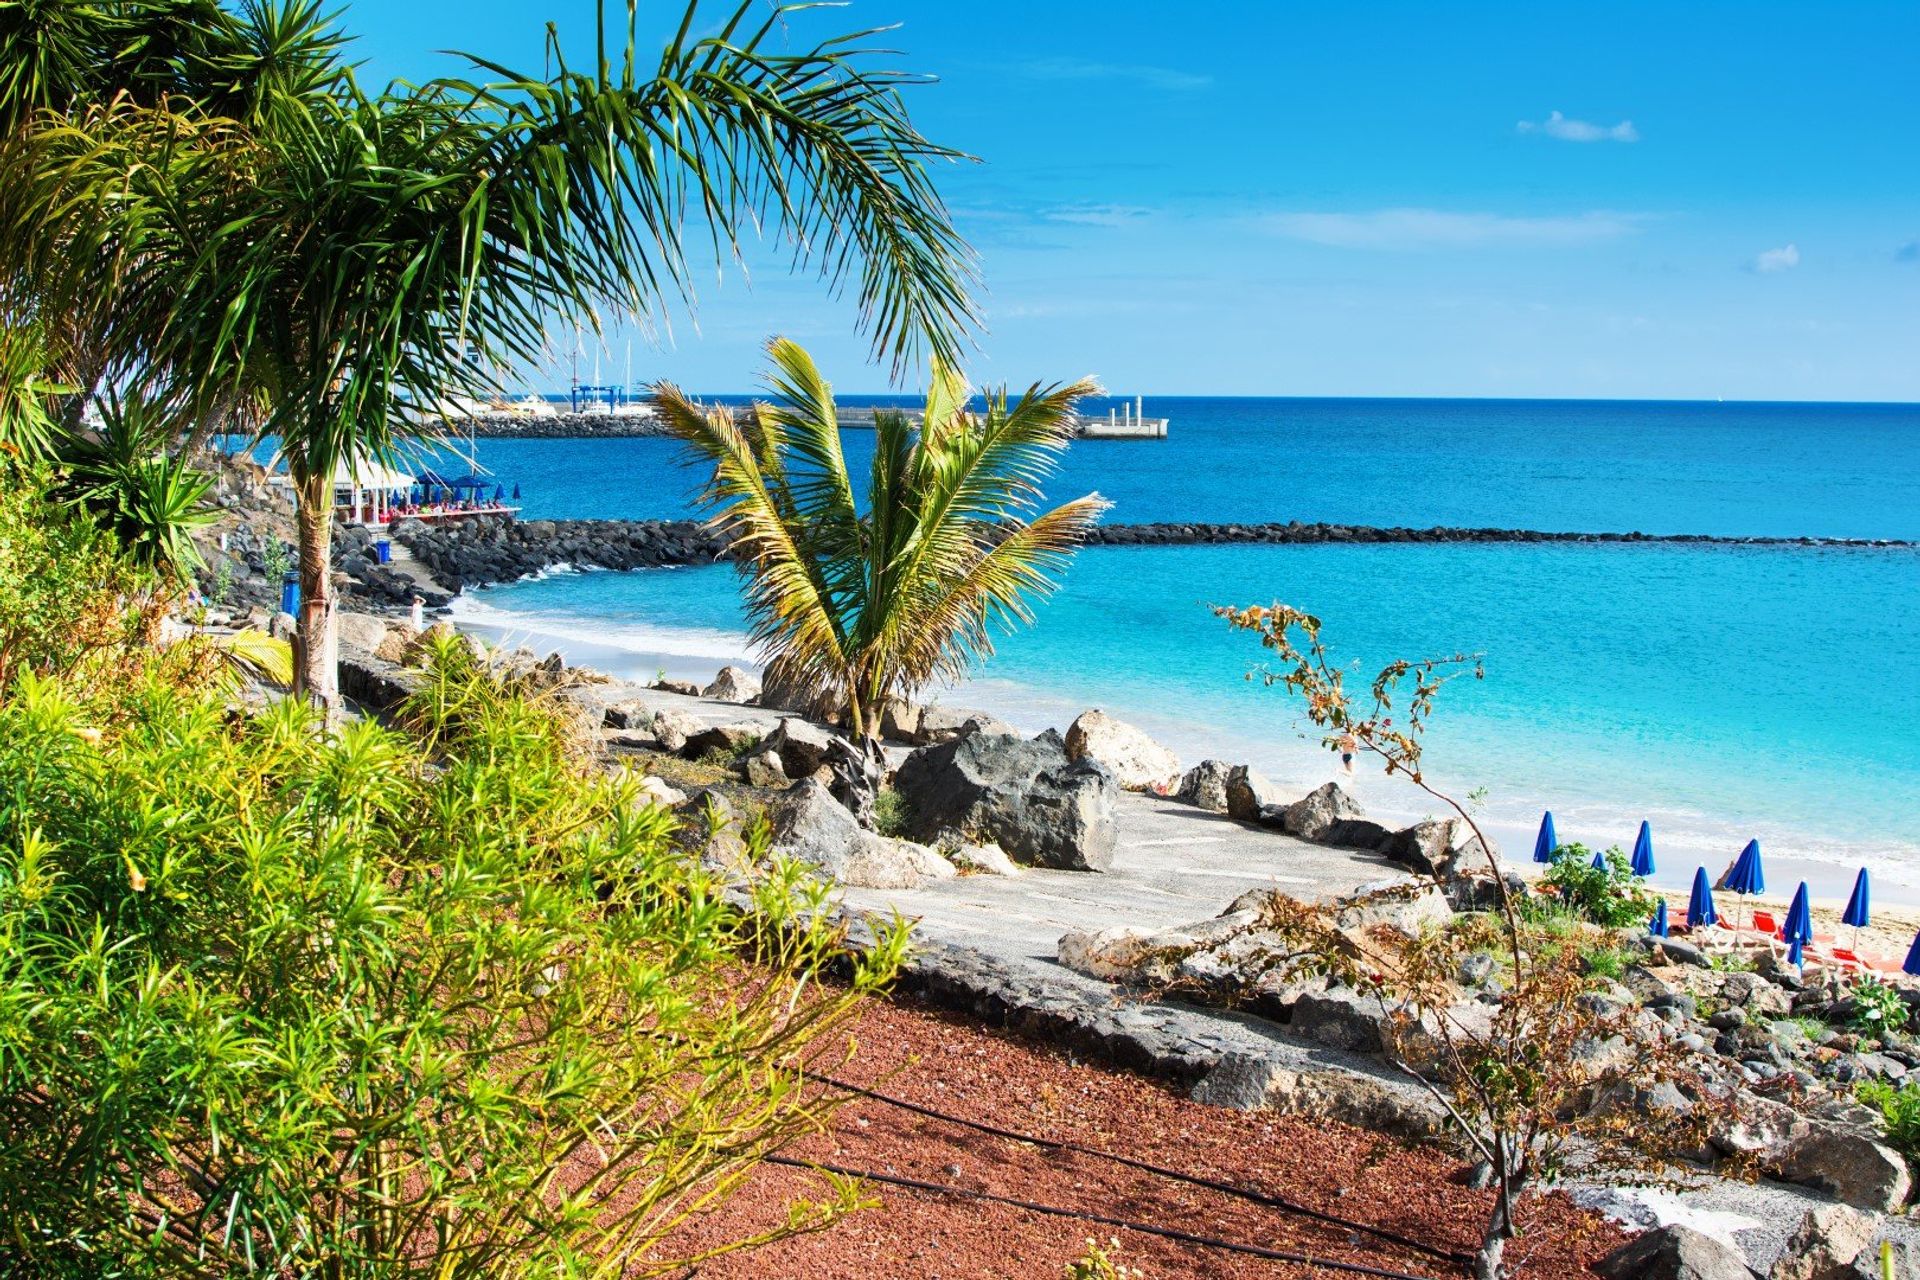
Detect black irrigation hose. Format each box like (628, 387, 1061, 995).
(763, 1154, 1447, 1280)
(810, 1071, 1474, 1269)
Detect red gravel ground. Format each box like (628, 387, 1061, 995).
(665, 990, 1630, 1278)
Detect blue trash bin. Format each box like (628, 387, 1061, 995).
(280, 571, 300, 617)
(375, 539, 392, 564)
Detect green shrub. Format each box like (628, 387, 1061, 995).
(1578, 944, 1628, 981)
(872, 786, 914, 838)
(1857, 1079, 1920, 1178)
(1531, 842, 1656, 928)
(0, 462, 158, 692)
(0, 633, 904, 1277)
(1851, 975, 1911, 1036)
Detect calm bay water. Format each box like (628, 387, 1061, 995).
(438, 397, 1920, 902)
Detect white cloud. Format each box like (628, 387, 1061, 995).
(1255, 208, 1645, 250)
(1013, 57, 1211, 92)
(1041, 204, 1154, 227)
(1517, 110, 1640, 143)
(1753, 244, 1801, 273)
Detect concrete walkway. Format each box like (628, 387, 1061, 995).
(841, 792, 1403, 960)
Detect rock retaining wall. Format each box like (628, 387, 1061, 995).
(391, 516, 1913, 596)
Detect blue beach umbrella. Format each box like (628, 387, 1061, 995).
(1725, 839, 1765, 897)
(492, 484, 505, 503)
(1843, 870, 1871, 954)
(511, 482, 521, 500)
(1723, 839, 1765, 935)
(1531, 811, 1559, 864)
(1905, 932, 1920, 978)
(1782, 882, 1813, 968)
(1687, 867, 1717, 930)
(1630, 821, 1655, 878)
(1590, 848, 1607, 871)
(1649, 899, 1669, 938)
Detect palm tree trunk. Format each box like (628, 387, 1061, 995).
(293, 470, 338, 711)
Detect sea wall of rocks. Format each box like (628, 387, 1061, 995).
(1081, 521, 1915, 549)
(390, 515, 731, 590)
(391, 515, 1912, 595)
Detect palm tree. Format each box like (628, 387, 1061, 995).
(3, 0, 975, 707)
(654, 338, 1108, 820)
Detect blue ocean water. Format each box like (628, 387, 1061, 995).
(439, 398, 1920, 901)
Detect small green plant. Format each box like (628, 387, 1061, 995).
(1709, 951, 1758, 974)
(1774, 1014, 1828, 1043)
(261, 534, 292, 583)
(1578, 944, 1627, 982)
(207, 554, 234, 607)
(1066, 1236, 1143, 1280)
(1535, 843, 1656, 928)
(1851, 975, 1912, 1036)
(1857, 1079, 1920, 1179)
(872, 786, 914, 838)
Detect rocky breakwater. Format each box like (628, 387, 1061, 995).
(1083, 520, 1917, 549)
(391, 515, 732, 591)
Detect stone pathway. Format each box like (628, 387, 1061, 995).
(839, 791, 1402, 960)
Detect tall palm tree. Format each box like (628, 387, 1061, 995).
(655, 338, 1107, 820)
(3, 1, 976, 706)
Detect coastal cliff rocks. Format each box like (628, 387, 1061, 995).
(1176, 759, 1233, 811)
(767, 779, 957, 889)
(1062, 709, 1182, 791)
(702, 665, 761, 703)
(893, 729, 1119, 872)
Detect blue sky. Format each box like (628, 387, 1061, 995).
(348, 1, 1920, 400)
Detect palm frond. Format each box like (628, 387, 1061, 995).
(653, 380, 850, 696)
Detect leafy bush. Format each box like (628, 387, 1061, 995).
(1578, 944, 1628, 981)
(0, 462, 159, 691)
(1531, 842, 1656, 928)
(872, 786, 914, 838)
(1850, 975, 1912, 1036)
(0, 633, 904, 1277)
(1857, 1079, 1920, 1176)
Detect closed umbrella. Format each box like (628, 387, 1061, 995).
(1842, 869, 1871, 955)
(1590, 848, 1607, 871)
(492, 484, 505, 503)
(1649, 898, 1669, 938)
(1782, 882, 1813, 968)
(1723, 839, 1765, 935)
(1904, 931, 1920, 978)
(1532, 811, 1559, 864)
(1687, 867, 1717, 930)
(512, 482, 522, 500)
(1630, 821, 1655, 878)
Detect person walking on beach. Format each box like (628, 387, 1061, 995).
(409, 594, 425, 632)
(1337, 731, 1358, 776)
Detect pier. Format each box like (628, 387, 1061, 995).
(830, 401, 1169, 439)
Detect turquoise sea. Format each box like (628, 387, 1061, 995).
(433, 397, 1920, 904)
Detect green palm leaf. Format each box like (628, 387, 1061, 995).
(660, 339, 1105, 770)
